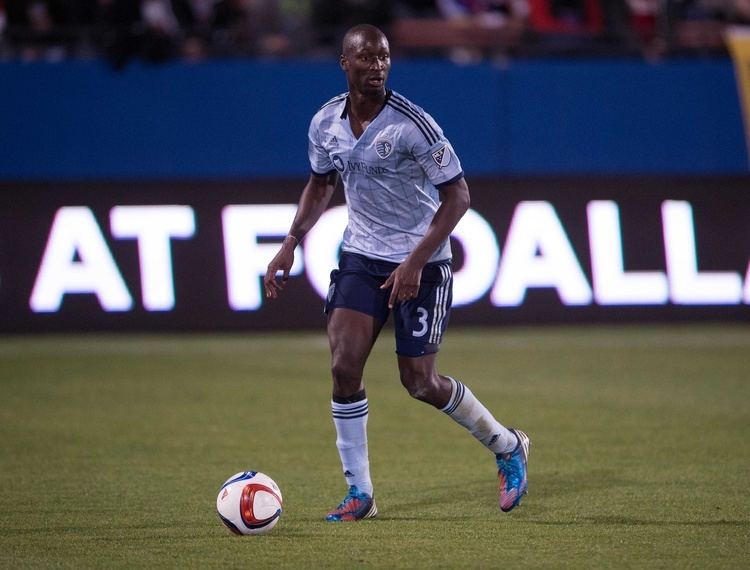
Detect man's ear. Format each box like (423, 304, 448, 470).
(339, 54, 348, 71)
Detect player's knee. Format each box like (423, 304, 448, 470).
(399, 370, 433, 402)
(404, 384, 432, 403)
(330, 357, 362, 389)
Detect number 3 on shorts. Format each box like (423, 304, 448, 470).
(412, 307, 429, 337)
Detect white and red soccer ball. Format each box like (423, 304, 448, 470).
(216, 471, 283, 535)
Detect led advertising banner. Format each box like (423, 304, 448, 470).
(1, 177, 748, 332)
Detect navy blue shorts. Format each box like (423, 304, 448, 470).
(324, 252, 453, 357)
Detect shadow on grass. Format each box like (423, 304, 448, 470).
(532, 468, 633, 498)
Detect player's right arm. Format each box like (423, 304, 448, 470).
(263, 171, 338, 300)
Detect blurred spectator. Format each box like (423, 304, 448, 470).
(212, 0, 292, 57)
(394, 0, 441, 18)
(171, 0, 215, 61)
(527, 0, 603, 34)
(310, 0, 392, 54)
(98, 0, 182, 68)
(438, 0, 530, 25)
(277, 0, 314, 53)
(523, 0, 671, 57)
(436, 0, 530, 63)
(660, 0, 748, 56)
(599, 0, 640, 50)
(141, 0, 183, 62)
(98, 0, 138, 68)
(6, 0, 74, 61)
(0, 1, 8, 57)
(0, 0, 743, 63)
(627, 1, 658, 40)
(64, 1, 100, 57)
(624, 0, 667, 58)
(685, 0, 750, 23)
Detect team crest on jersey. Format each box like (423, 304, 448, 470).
(375, 135, 394, 159)
(431, 145, 451, 168)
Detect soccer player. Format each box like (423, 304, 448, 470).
(263, 24, 529, 521)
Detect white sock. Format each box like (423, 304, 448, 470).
(331, 394, 373, 497)
(441, 376, 517, 455)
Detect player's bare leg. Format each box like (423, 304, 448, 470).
(328, 308, 382, 398)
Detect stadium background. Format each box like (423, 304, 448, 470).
(1, 55, 748, 331)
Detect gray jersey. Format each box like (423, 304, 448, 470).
(308, 90, 464, 263)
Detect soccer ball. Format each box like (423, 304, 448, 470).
(216, 471, 283, 536)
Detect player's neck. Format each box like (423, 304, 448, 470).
(346, 90, 386, 139)
(348, 89, 386, 124)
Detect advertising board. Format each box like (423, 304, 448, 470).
(1, 177, 748, 332)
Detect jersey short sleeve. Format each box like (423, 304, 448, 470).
(407, 112, 463, 187)
(308, 115, 334, 175)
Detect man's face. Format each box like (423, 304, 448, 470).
(341, 33, 391, 96)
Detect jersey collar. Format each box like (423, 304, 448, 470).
(340, 89, 393, 120)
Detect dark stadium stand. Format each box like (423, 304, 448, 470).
(0, 0, 744, 63)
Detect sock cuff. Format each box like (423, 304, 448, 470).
(440, 376, 466, 415)
(331, 398, 369, 420)
(332, 389, 366, 405)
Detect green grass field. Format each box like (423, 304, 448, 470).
(1, 324, 748, 568)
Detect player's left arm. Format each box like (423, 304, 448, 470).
(381, 176, 470, 308)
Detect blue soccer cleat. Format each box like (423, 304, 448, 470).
(325, 485, 378, 522)
(496, 428, 530, 512)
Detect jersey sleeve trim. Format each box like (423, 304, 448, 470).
(435, 171, 465, 188)
(311, 168, 337, 177)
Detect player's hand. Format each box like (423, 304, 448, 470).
(263, 240, 296, 300)
(381, 258, 423, 309)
